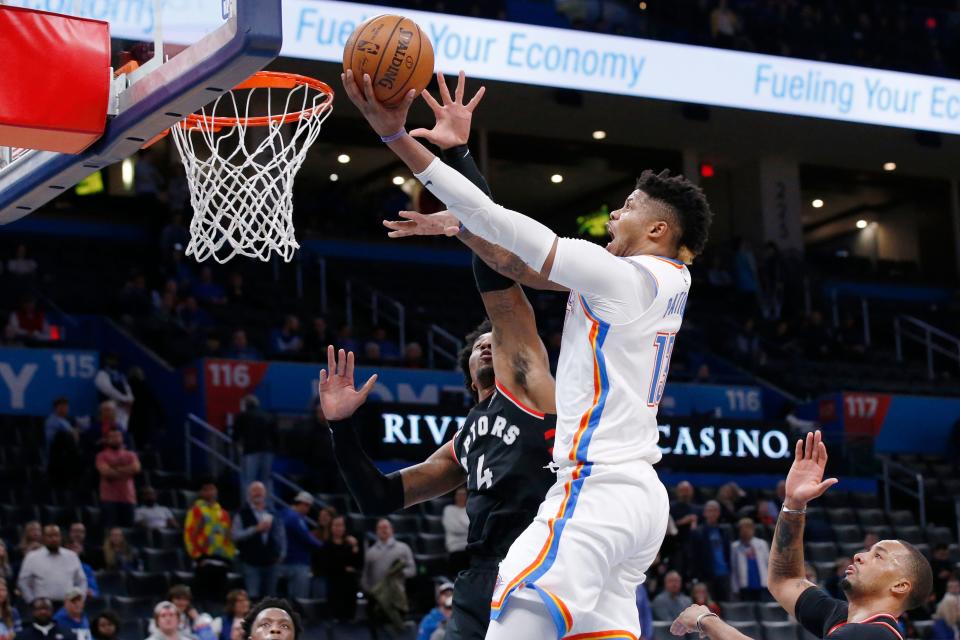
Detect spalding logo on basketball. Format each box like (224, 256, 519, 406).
(343, 15, 435, 107)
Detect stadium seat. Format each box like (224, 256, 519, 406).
(840, 542, 865, 557)
(926, 527, 954, 546)
(294, 598, 329, 624)
(863, 525, 892, 539)
(85, 596, 109, 618)
(126, 571, 170, 597)
(913, 543, 931, 558)
(117, 619, 145, 640)
(721, 602, 756, 622)
(826, 508, 856, 525)
(895, 526, 922, 543)
(95, 571, 127, 597)
(887, 510, 915, 527)
(389, 514, 420, 535)
(417, 533, 446, 555)
(813, 561, 836, 580)
(156, 489, 179, 507)
(82, 506, 102, 531)
(855, 509, 886, 527)
(347, 514, 367, 537)
(414, 553, 448, 580)
(730, 621, 760, 638)
(422, 515, 444, 535)
(151, 528, 182, 549)
(2, 504, 38, 524)
(420, 499, 451, 517)
(653, 621, 674, 640)
(850, 492, 880, 509)
(762, 621, 799, 640)
(757, 603, 789, 622)
(41, 505, 79, 528)
(805, 542, 838, 562)
(122, 527, 150, 548)
(112, 596, 154, 619)
(142, 547, 182, 572)
(178, 490, 199, 507)
(832, 525, 863, 543)
(914, 620, 935, 638)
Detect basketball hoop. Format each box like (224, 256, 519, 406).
(169, 71, 334, 263)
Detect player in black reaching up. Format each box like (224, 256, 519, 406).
(321, 71, 556, 640)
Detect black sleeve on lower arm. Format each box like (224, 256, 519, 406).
(473, 252, 515, 292)
(440, 145, 491, 196)
(330, 419, 404, 515)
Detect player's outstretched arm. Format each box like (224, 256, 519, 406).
(321, 346, 464, 512)
(768, 431, 839, 616)
(405, 71, 557, 412)
(672, 605, 755, 640)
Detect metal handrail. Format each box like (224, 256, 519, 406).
(184, 414, 317, 525)
(879, 456, 926, 529)
(344, 279, 406, 353)
(427, 324, 463, 369)
(894, 314, 960, 380)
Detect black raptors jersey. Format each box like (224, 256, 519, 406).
(451, 381, 556, 559)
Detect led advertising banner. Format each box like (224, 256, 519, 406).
(15, 0, 960, 134)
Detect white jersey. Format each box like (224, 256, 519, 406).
(554, 254, 691, 467)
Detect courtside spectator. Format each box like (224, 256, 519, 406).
(716, 482, 746, 523)
(136, 487, 179, 531)
(269, 315, 303, 357)
(362, 519, 415, 634)
(19, 521, 43, 556)
(688, 500, 733, 601)
(52, 588, 91, 640)
(933, 580, 960, 640)
(232, 482, 285, 600)
(44, 398, 73, 461)
(402, 342, 425, 369)
(184, 480, 236, 602)
(66, 523, 87, 557)
(670, 481, 700, 539)
(0, 578, 21, 640)
(417, 582, 454, 640)
(312, 507, 335, 545)
(442, 488, 469, 577)
(278, 492, 322, 600)
(192, 267, 227, 305)
(17, 525, 86, 602)
(302, 316, 332, 360)
(336, 323, 360, 354)
(20, 599, 65, 640)
(312, 515, 361, 623)
(146, 602, 192, 640)
(226, 329, 261, 360)
(232, 396, 277, 495)
(95, 428, 141, 528)
(8, 243, 38, 276)
(90, 611, 120, 640)
(94, 354, 134, 429)
(102, 528, 139, 572)
(166, 585, 205, 637)
(6, 297, 52, 344)
(932, 545, 954, 599)
(213, 591, 250, 640)
(730, 517, 770, 602)
(366, 326, 399, 362)
(48, 413, 82, 489)
(0, 543, 12, 582)
(652, 571, 692, 621)
(690, 583, 722, 617)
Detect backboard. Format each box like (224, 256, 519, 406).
(0, 0, 283, 223)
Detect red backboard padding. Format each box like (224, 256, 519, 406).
(0, 6, 110, 154)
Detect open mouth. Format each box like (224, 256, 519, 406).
(845, 565, 855, 575)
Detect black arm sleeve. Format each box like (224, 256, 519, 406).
(440, 145, 491, 196)
(329, 419, 404, 515)
(440, 145, 515, 293)
(795, 586, 848, 638)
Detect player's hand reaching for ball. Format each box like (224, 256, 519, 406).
(319, 345, 378, 422)
(410, 71, 486, 150)
(383, 210, 460, 238)
(340, 69, 417, 137)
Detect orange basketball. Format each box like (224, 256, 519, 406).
(343, 15, 434, 107)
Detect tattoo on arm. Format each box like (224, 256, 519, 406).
(770, 513, 806, 581)
(460, 229, 563, 290)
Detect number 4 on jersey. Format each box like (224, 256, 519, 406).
(475, 454, 494, 490)
(647, 332, 676, 407)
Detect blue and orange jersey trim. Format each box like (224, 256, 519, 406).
(568, 295, 611, 463)
(563, 630, 639, 640)
(528, 583, 574, 637)
(490, 462, 593, 624)
(652, 255, 686, 269)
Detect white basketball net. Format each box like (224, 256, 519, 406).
(170, 75, 333, 263)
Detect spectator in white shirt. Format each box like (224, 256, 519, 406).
(442, 488, 469, 577)
(730, 517, 770, 601)
(135, 487, 179, 531)
(17, 526, 86, 603)
(94, 354, 134, 430)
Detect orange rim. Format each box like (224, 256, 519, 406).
(177, 71, 334, 131)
